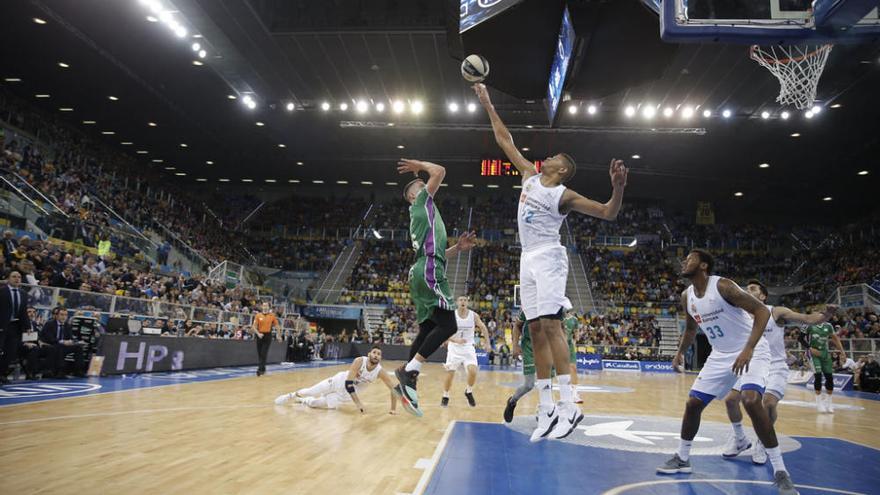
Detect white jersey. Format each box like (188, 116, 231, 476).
(331, 357, 382, 392)
(454, 309, 476, 346)
(686, 276, 768, 354)
(763, 305, 787, 362)
(517, 174, 567, 252)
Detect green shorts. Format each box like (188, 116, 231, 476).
(409, 257, 454, 324)
(812, 352, 833, 374)
(521, 328, 575, 376)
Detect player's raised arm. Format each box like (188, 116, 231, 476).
(397, 159, 445, 197)
(473, 83, 536, 180)
(345, 357, 367, 414)
(560, 159, 627, 220)
(716, 278, 771, 375)
(378, 370, 398, 414)
(774, 304, 837, 326)
(446, 231, 476, 259)
(674, 290, 698, 371)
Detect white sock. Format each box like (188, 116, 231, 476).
(536, 378, 553, 408)
(557, 374, 572, 403)
(732, 421, 746, 441)
(465, 386, 472, 394)
(405, 359, 422, 372)
(766, 446, 787, 474)
(678, 439, 693, 461)
(443, 391, 449, 398)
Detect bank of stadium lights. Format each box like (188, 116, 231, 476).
(356, 100, 369, 113)
(780, 111, 790, 120)
(624, 105, 636, 118)
(375, 102, 385, 113)
(467, 103, 477, 113)
(805, 110, 814, 119)
(242, 95, 256, 110)
(681, 106, 694, 119)
(568, 105, 578, 115)
(722, 109, 732, 119)
(761, 111, 770, 119)
(339, 102, 349, 111)
(285, 102, 295, 112)
(448, 102, 459, 113)
(641, 105, 656, 119)
(663, 107, 674, 118)
(392, 100, 406, 114)
(702, 109, 712, 118)
(411, 100, 424, 115)
(320, 101, 331, 111)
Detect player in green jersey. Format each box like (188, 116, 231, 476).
(563, 310, 583, 404)
(801, 321, 846, 413)
(393, 159, 476, 418)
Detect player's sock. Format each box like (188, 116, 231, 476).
(678, 439, 693, 462)
(557, 374, 572, 403)
(443, 391, 449, 398)
(731, 421, 747, 441)
(512, 375, 535, 402)
(766, 446, 787, 474)
(536, 378, 553, 407)
(465, 386, 472, 394)
(404, 359, 422, 373)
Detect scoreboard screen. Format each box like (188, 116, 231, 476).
(480, 159, 543, 176)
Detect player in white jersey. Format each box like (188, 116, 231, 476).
(441, 296, 491, 407)
(274, 346, 398, 414)
(475, 83, 627, 443)
(657, 250, 799, 495)
(722, 279, 836, 464)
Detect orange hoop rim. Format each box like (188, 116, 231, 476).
(749, 44, 833, 65)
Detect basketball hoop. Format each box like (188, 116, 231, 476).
(750, 44, 832, 110)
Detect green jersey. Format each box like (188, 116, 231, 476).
(564, 315, 578, 338)
(409, 188, 447, 265)
(806, 322, 834, 354)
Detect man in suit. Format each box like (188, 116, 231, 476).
(39, 306, 85, 377)
(0, 271, 31, 383)
(20, 306, 57, 379)
(1, 230, 18, 259)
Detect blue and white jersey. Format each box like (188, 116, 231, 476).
(686, 276, 769, 354)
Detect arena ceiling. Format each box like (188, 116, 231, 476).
(1, 0, 878, 222)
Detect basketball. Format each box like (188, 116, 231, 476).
(461, 54, 490, 83)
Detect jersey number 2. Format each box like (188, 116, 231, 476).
(523, 209, 535, 224)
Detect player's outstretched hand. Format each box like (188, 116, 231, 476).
(732, 348, 753, 375)
(473, 83, 491, 108)
(609, 159, 628, 189)
(397, 158, 426, 177)
(822, 304, 839, 317)
(456, 231, 477, 252)
(672, 352, 683, 373)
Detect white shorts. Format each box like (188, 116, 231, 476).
(445, 343, 478, 371)
(691, 346, 771, 402)
(519, 244, 572, 321)
(733, 359, 789, 399)
(299, 372, 352, 409)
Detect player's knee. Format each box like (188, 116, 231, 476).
(724, 391, 741, 408)
(685, 396, 707, 412)
(741, 390, 763, 409)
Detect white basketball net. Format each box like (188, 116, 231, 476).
(750, 44, 833, 110)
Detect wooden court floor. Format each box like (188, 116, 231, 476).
(1, 362, 878, 494)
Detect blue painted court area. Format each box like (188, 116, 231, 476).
(0, 360, 351, 407)
(426, 420, 880, 495)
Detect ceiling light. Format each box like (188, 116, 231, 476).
(175, 173, 186, 176)
(734, 192, 743, 197)
(296, 161, 304, 166)
(587, 105, 597, 115)
(288, 179, 300, 183)
(448, 102, 459, 113)
(759, 163, 770, 168)
(467, 103, 477, 113)
(339, 102, 348, 111)
(702, 109, 712, 118)
(120, 141, 133, 145)
(58, 62, 69, 68)
(722, 109, 732, 118)
(526, 125, 534, 129)
(681, 106, 694, 119)
(386, 182, 398, 186)
(397, 145, 405, 149)
(462, 184, 474, 188)
(59, 107, 74, 112)
(387, 123, 395, 127)
(487, 184, 499, 188)
(805, 110, 814, 119)
(375, 102, 385, 113)
(241, 179, 253, 183)
(196, 178, 207, 182)
(3, 78, 22, 82)
(522, 147, 530, 151)
(278, 144, 286, 148)
(857, 170, 868, 176)
(822, 196, 832, 201)
(148, 122, 156, 127)
(392, 100, 405, 114)
(356, 100, 369, 113)
(312, 180, 324, 184)
(337, 180, 348, 184)
(82, 120, 96, 124)
(198, 50, 207, 59)
(811, 105, 822, 114)
(218, 178, 230, 182)
(227, 95, 237, 100)
(191, 42, 201, 51)
(830, 103, 842, 109)
(33, 17, 47, 24)
(108, 96, 119, 101)
(255, 121, 264, 126)
(361, 181, 373, 185)
(642, 105, 656, 119)
(101, 131, 115, 135)
(265, 179, 277, 183)
(146, 15, 158, 22)
(285, 102, 295, 111)
(193, 34, 203, 38)
(790, 132, 800, 137)
(631, 154, 640, 159)
(624, 106, 636, 117)
(760, 111, 770, 119)
(180, 143, 188, 147)
(152, 159, 163, 163)
(246, 100, 256, 110)
(206, 160, 213, 165)
(320, 101, 331, 111)
(192, 60, 203, 66)
(411, 100, 424, 115)
(780, 111, 790, 120)
(663, 107, 674, 118)
(174, 26, 188, 38)
(164, 167, 176, 171)
(136, 150, 148, 154)
(568, 105, 578, 115)
(35, 94, 50, 98)
(513, 185, 522, 189)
